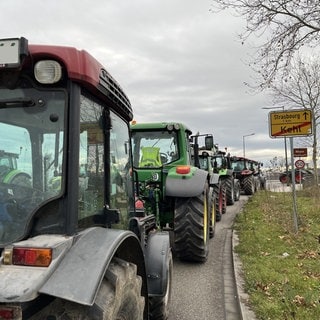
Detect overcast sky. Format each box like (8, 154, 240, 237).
(0, 0, 290, 166)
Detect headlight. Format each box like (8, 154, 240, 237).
(34, 60, 62, 84)
(167, 124, 174, 131)
(173, 123, 180, 130)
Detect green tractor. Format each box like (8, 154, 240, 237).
(192, 134, 227, 223)
(211, 148, 240, 207)
(0, 150, 31, 186)
(130, 121, 214, 262)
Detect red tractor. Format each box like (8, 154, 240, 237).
(0, 37, 172, 319)
(230, 156, 265, 195)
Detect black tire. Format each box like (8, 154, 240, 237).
(212, 184, 222, 221)
(29, 257, 145, 320)
(221, 184, 227, 214)
(149, 251, 173, 320)
(209, 191, 216, 238)
(224, 176, 235, 205)
(234, 180, 240, 201)
(279, 174, 290, 184)
(243, 176, 255, 195)
(174, 184, 209, 262)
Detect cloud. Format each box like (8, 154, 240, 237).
(0, 0, 290, 165)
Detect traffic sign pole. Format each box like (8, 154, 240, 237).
(267, 108, 312, 232)
(290, 137, 299, 233)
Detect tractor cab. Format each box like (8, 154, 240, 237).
(0, 37, 133, 245)
(130, 121, 211, 262)
(131, 123, 180, 169)
(0, 37, 173, 320)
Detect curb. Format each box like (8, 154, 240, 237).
(232, 231, 257, 320)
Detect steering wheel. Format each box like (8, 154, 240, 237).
(160, 153, 168, 164)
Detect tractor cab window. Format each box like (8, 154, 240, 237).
(199, 157, 209, 170)
(0, 87, 66, 245)
(232, 161, 245, 171)
(109, 112, 132, 229)
(78, 95, 131, 230)
(132, 130, 179, 168)
(78, 96, 104, 225)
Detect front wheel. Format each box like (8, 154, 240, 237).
(174, 185, 209, 262)
(29, 257, 145, 320)
(234, 180, 240, 201)
(212, 183, 226, 220)
(209, 192, 216, 238)
(149, 251, 173, 320)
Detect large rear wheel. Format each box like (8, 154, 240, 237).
(174, 185, 209, 262)
(243, 176, 255, 195)
(29, 257, 145, 320)
(223, 176, 235, 205)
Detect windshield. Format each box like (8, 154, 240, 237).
(131, 130, 179, 168)
(199, 157, 209, 170)
(232, 160, 245, 171)
(0, 87, 65, 245)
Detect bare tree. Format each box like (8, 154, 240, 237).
(270, 55, 320, 185)
(210, 0, 320, 88)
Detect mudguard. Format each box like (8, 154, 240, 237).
(165, 167, 208, 197)
(144, 231, 171, 296)
(40, 227, 146, 305)
(2, 170, 31, 184)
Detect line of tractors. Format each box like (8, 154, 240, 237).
(130, 122, 266, 263)
(0, 37, 265, 320)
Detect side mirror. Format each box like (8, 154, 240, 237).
(205, 135, 214, 150)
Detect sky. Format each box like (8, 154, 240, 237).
(0, 0, 291, 167)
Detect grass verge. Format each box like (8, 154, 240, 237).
(234, 188, 320, 320)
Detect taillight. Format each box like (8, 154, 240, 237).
(135, 199, 144, 209)
(3, 247, 52, 267)
(176, 165, 191, 174)
(0, 306, 22, 319)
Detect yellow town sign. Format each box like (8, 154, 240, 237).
(269, 109, 312, 138)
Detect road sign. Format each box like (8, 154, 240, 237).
(269, 109, 312, 138)
(295, 159, 305, 169)
(293, 148, 307, 157)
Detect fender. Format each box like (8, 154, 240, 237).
(144, 231, 171, 296)
(2, 170, 31, 184)
(40, 227, 147, 306)
(166, 167, 208, 197)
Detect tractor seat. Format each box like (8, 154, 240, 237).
(139, 147, 162, 167)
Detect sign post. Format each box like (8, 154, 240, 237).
(268, 109, 313, 233)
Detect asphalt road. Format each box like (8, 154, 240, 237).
(168, 196, 249, 320)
